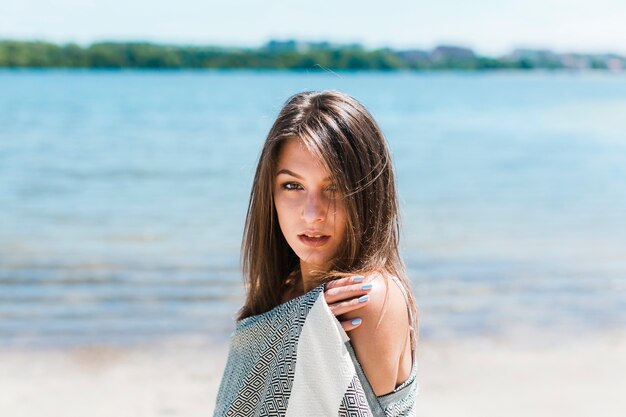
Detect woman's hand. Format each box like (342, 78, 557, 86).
(324, 275, 372, 331)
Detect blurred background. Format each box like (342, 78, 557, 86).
(1, 1, 625, 416)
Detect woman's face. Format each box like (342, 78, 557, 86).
(273, 138, 347, 272)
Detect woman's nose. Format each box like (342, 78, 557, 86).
(301, 192, 327, 224)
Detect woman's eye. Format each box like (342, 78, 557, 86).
(282, 182, 302, 190)
(279, 182, 337, 193)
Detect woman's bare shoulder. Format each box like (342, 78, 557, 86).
(341, 271, 412, 396)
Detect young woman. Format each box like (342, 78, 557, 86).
(214, 90, 419, 416)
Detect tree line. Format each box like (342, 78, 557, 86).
(0, 40, 621, 70)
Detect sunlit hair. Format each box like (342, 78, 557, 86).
(238, 90, 418, 343)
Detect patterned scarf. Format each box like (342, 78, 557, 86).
(213, 283, 379, 416)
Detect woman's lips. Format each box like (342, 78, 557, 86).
(298, 234, 331, 247)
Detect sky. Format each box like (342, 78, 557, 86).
(1, 0, 625, 56)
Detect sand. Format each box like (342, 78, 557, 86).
(1, 332, 624, 417)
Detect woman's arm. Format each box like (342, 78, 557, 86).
(325, 273, 413, 396)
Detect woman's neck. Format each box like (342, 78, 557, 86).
(299, 261, 325, 293)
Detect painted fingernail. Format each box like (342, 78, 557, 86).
(351, 318, 362, 326)
(358, 294, 369, 303)
(352, 276, 365, 283)
(361, 283, 373, 291)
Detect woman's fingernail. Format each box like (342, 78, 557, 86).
(352, 276, 365, 283)
(361, 283, 373, 291)
(358, 294, 369, 303)
(351, 318, 362, 326)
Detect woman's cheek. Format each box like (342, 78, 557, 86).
(275, 194, 300, 240)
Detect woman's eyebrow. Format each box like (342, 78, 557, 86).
(276, 168, 330, 181)
(276, 168, 302, 178)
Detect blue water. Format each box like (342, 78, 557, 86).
(1, 69, 625, 348)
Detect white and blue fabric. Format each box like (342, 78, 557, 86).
(213, 282, 418, 417)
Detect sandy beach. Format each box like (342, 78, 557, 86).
(1, 331, 624, 417)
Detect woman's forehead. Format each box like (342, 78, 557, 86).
(276, 139, 331, 179)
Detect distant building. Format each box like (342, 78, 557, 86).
(264, 39, 362, 53)
(307, 41, 333, 50)
(430, 45, 475, 61)
(606, 57, 624, 71)
(265, 40, 308, 52)
(561, 54, 590, 70)
(396, 49, 430, 65)
(506, 49, 561, 67)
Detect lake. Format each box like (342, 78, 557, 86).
(1, 69, 625, 348)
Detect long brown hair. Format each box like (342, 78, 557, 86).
(238, 90, 417, 341)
